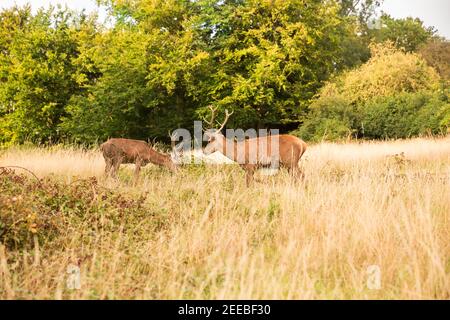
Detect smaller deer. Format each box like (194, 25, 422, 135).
(100, 138, 180, 183)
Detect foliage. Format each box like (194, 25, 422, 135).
(297, 90, 449, 141)
(0, 2, 446, 144)
(419, 38, 450, 82)
(338, 0, 383, 25)
(317, 42, 440, 104)
(201, 0, 352, 128)
(371, 14, 436, 52)
(0, 1, 366, 144)
(361, 91, 450, 139)
(59, 30, 155, 142)
(293, 96, 355, 141)
(94, 0, 356, 132)
(294, 43, 447, 141)
(0, 6, 99, 145)
(0, 168, 149, 250)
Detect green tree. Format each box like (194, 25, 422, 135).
(371, 14, 436, 52)
(60, 30, 152, 142)
(3, 1, 443, 145)
(200, 0, 354, 129)
(0, 6, 99, 144)
(76, 0, 358, 137)
(336, 0, 383, 69)
(317, 42, 439, 104)
(338, 0, 383, 25)
(62, 0, 212, 142)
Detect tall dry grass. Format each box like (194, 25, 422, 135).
(0, 137, 449, 299)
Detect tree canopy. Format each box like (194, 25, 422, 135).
(0, 1, 447, 145)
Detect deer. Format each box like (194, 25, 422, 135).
(202, 106, 307, 186)
(100, 137, 181, 184)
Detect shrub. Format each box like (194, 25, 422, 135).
(317, 42, 440, 105)
(295, 42, 446, 141)
(361, 91, 449, 139)
(296, 91, 449, 141)
(0, 168, 151, 250)
(293, 96, 355, 141)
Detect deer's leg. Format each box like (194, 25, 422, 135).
(244, 166, 255, 187)
(104, 158, 112, 176)
(111, 160, 120, 179)
(133, 160, 142, 185)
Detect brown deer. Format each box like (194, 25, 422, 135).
(202, 106, 307, 185)
(100, 138, 179, 183)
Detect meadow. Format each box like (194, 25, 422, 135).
(0, 137, 449, 299)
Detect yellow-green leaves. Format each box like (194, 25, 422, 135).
(296, 42, 448, 141)
(317, 42, 440, 105)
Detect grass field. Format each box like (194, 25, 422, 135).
(0, 137, 449, 299)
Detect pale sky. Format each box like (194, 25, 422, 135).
(381, 0, 450, 39)
(1, 0, 449, 39)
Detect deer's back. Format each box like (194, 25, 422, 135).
(101, 138, 151, 163)
(244, 134, 306, 154)
(240, 134, 306, 167)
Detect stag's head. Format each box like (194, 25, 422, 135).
(203, 105, 233, 155)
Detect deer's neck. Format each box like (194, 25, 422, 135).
(145, 150, 171, 166)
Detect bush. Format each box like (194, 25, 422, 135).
(293, 96, 355, 141)
(317, 42, 440, 105)
(297, 90, 449, 141)
(361, 91, 449, 139)
(0, 168, 151, 250)
(294, 42, 447, 141)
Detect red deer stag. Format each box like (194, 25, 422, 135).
(100, 138, 179, 183)
(202, 106, 307, 185)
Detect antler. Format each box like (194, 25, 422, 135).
(169, 130, 182, 149)
(202, 105, 234, 133)
(168, 130, 177, 141)
(216, 109, 234, 133)
(202, 105, 219, 128)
